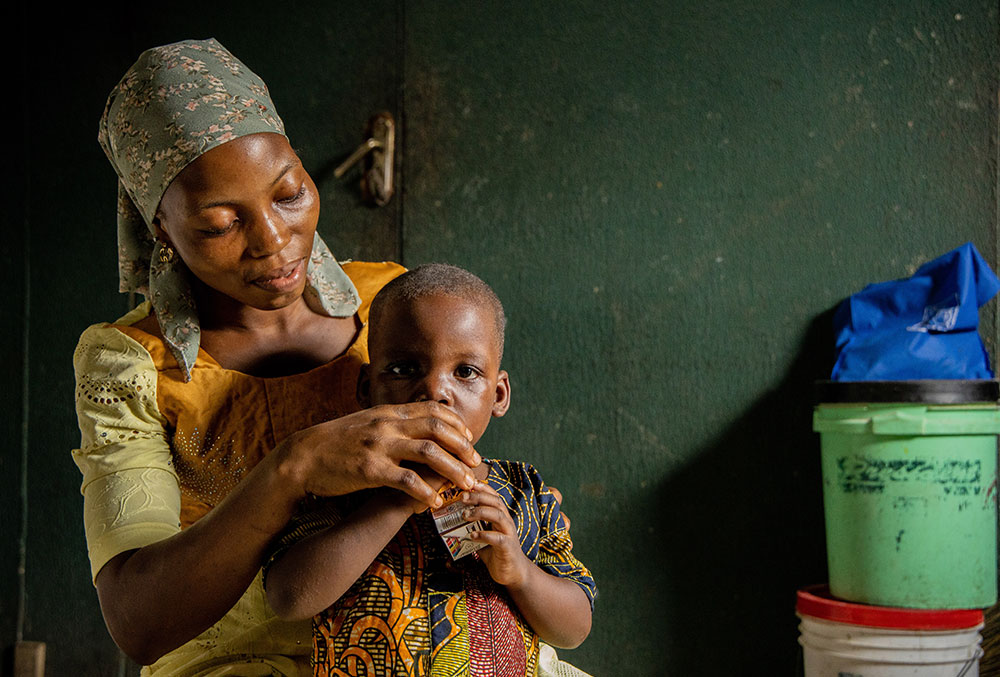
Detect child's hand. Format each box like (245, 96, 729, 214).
(461, 482, 532, 588)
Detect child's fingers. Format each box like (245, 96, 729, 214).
(459, 486, 517, 534)
(468, 528, 509, 547)
(463, 504, 514, 534)
(473, 530, 532, 588)
(460, 489, 510, 517)
(472, 480, 500, 496)
(460, 484, 505, 506)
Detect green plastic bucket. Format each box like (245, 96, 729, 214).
(814, 380, 1000, 609)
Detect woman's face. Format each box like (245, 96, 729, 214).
(154, 132, 320, 311)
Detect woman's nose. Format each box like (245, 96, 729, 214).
(245, 210, 291, 258)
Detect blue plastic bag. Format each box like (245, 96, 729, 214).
(831, 242, 1000, 381)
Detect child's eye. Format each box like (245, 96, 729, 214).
(455, 365, 480, 379)
(386, 363, 417, 378)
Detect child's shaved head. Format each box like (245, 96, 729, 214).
(369, 264, 507, 361)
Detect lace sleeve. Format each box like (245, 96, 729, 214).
(72, 323, 181, 582)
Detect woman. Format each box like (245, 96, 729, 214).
(75, 38, 481, 675)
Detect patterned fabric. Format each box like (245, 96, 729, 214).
(98, 38, 360, 380)
(268, 461, 596, 677)
(465, 567, 527, 675)
(72, 261, 406, 676)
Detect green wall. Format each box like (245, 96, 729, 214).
(403, 4, 998, 672)
(5, 2, 997, 675)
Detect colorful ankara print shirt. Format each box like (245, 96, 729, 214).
(268, 460, 596, 677)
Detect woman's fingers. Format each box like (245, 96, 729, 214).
(380, 464, 444, 507)
(386, 462, 456, 511)
(295, 401, 483, 505)
(548, 485, 570, 529)
(388, 438, 477, 492)
(393, 402, 480, 465)
(381, 403, 484, 493)
(395, 400, 473, 437)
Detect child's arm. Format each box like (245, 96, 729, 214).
(462, 482, 593, 649)
(266, 489, 428, 621)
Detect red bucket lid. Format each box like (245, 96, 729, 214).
(797, 585, 984, 630)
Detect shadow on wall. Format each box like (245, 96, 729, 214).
(655, 308, 836, 674)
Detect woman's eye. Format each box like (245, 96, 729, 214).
(278, 184, 306, 204)
(203, 220, 238, 236)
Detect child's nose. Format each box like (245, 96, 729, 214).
(415, 374, 452, 405)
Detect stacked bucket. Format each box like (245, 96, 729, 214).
(800, 379, 1000, 676)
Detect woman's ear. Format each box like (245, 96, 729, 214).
(492, 370, 511, 418)
(150, 212, 174, 247)
(151, 210, 171, 247)
(356, 365, 372, 408)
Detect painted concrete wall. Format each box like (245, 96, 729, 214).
(401, 3, 998, 672)
(5, 1, 997, 674)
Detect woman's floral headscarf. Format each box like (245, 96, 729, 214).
(98, 38, 360, 381)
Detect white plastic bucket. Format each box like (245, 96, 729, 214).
(797, 586, 984, 677)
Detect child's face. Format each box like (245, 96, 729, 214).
(364, 293, 510, 444)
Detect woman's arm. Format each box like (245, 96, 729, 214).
(95, 448, 302, 665)
(462, 484, 593, 649)
(95, 402, 480, 665)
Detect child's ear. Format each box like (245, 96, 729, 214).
(492, 370, 511, 418)
(357, 365, 372, 408)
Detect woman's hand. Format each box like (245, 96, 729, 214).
(549, 486, 570, 530)
(462, 483, 533, 587)
(382, 466, 454, 515)
(280, 401, 482, 509)
(95, 401, 479, 664)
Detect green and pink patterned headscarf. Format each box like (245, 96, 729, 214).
(98, 38, 359, 381)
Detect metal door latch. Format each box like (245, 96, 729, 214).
(334, 112, 395, 207)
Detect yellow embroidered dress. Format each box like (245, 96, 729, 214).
(72, 261, 405, 677)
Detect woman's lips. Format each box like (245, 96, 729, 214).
(252, 258, 305, 293)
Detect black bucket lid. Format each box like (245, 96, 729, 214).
(815, 380, 1000, 404)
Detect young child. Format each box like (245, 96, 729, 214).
(265, 264, 596, 677)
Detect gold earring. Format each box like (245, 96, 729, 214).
(158, 243, 175, 264)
